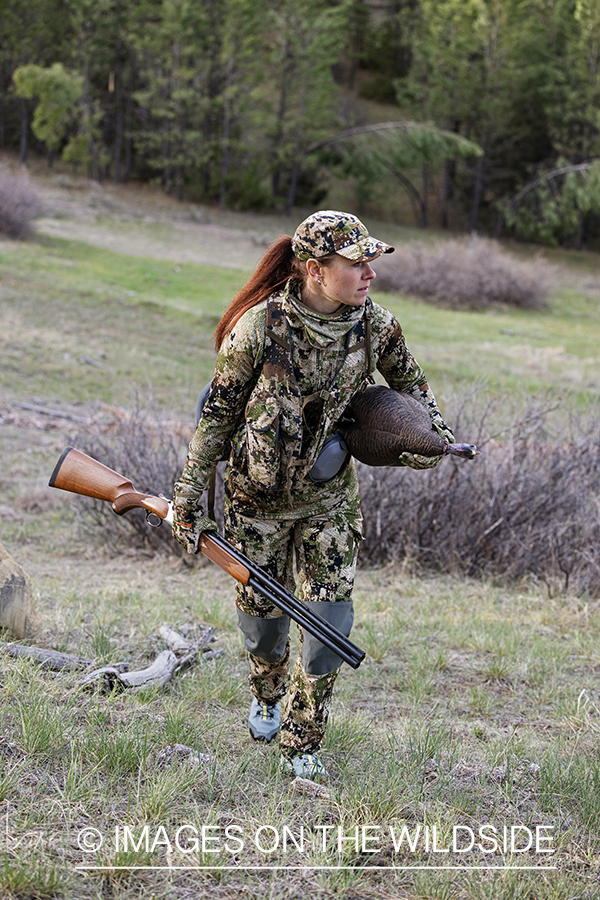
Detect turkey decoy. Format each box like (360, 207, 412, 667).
(337, 385, 478, 467)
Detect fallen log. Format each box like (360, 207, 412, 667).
(81, 649, 180, 692)
(13, 401, 90, 424)
(157, 624, 196, 654)
(0, 642, 93, 671)
(0, 624, 219, 690)
(157, 623, 220, 666)
(81, 625, 221, 692)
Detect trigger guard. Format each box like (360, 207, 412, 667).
(146, 511, 163, 528)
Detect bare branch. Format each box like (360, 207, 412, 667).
(511, 161, 594, 207)
(307, 121, 482, 155)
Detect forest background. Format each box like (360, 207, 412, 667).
(3, 0, 600, 248)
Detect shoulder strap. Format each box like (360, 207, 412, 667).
(364, 298, 374, 375)
(264, 294, 297, 387)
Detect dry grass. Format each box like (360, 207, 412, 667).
(375, 237, 550, 310)
(0, 164, 43, 238)
(0, 532, 599, 899)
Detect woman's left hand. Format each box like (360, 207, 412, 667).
(396, 451, 442, 470)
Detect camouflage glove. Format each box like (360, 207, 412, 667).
(171, 486, 217, 554)
(397, 451, 442, 470)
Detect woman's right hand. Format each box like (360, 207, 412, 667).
(171, 487, 217, 553)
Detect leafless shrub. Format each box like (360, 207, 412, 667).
(375, 237, 550, 310)
(358, 392, 600, 596)
(72, 399, 194, 557)
(74, 393, 600, 596)
(0, 165, 44, 238)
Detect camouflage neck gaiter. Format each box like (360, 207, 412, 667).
(284, 279, 366, 349)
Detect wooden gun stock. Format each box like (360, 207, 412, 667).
(49, 448, 365, 669)
(49, 447, 170, 521)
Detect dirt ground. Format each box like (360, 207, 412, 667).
(33, 172, 299, 271)
(0, 400, 227, 613)
(2, 165, 600, 900)
(2, 165, 598, 610)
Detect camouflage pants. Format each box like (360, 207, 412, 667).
(224, 498, 360, 759)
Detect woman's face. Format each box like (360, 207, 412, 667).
(318, 254, 377, 309)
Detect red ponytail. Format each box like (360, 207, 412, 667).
(214, 236, 298, 350)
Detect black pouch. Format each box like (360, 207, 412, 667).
(308, 435, 350, 483)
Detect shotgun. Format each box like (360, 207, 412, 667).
(49, 448, 365, 669)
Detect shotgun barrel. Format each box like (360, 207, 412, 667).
(49, 447, 365, 669)
(201, 530, 364, 668)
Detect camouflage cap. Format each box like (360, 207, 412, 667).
(292, 210, 394, 262)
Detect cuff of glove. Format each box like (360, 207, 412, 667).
(172, 483, 200, 508)
(172, 511, 218, 554)
(433, 422, 455, 444)
(195, 515, 218, 534)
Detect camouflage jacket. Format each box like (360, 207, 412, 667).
(174, 278, 453, 517)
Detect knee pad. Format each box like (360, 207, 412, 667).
(237, 608, 290, 663)
(301, 600, 354, 676)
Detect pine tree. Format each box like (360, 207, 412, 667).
(266, 0, 350, 211)
(2, 0, 77, 161)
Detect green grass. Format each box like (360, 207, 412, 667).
(0, 569, 598, 898)
(0, 235, 246, 413)
(3, 234, 247, 317)
(370, 283, 600, 400)
(2, 231, 600, 421)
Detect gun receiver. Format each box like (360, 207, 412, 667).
(49, 448, 365, 669)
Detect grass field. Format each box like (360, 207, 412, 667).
(1, 174, 599, 899)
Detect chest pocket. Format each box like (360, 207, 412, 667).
(244, 387, 283, 491)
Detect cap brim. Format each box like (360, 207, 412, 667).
(336, 237, 395, 261)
